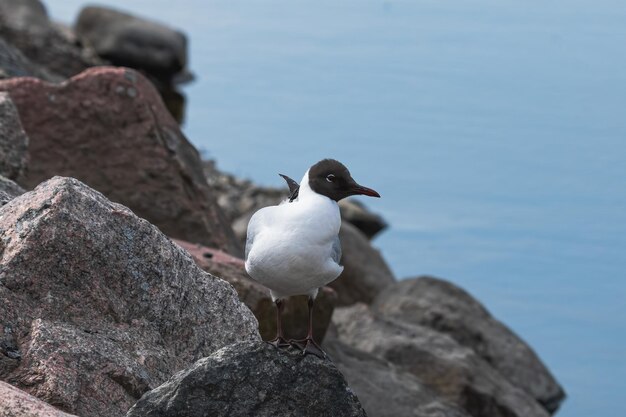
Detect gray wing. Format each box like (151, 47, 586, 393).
(331, 235, 342, 265)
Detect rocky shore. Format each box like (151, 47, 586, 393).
(0, 1, 565, 416)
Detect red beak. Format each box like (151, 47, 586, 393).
(351, 184, 381, 198)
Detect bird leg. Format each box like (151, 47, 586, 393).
(266, 299, 290, 348)
(290, 296, 326, 358)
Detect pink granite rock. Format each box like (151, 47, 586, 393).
(0, 381, 76, 417)
(0, 177, 259, 416)
(0, 67, 240, 254)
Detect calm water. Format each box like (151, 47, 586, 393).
(50, 1, 626, 415)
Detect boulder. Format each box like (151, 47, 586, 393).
(372, 276, 565, 413)
(0, 0, 49, 34)
(323, 336, 470, 417)
(333, 304, 550, 417)
(0, 174, 24, 205)
(338, 198, 387, 239)
(0, 36, 61, 81)
(0, 2, 103, 79)
(0, 177, 259, 416)
(330, 222, 395, 305)
(74, 6, 188, 84)
(0, 92, 28, 181)
(0, 381, 77, 417)
(0, 67, 240, 254)
(173, 239, 336, 343)
(126, 341, 366, 417)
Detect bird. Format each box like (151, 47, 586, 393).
(244, 159, 380, 357)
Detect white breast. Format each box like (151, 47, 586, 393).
(244, 174, 343, 299)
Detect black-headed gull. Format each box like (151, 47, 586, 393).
(245, 159, 380, 357)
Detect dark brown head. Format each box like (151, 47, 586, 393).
(308, 159, 380, 202)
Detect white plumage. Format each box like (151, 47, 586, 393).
(244, 170, 343, 301)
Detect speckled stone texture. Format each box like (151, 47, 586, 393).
(174, 239, 337, 343)
(126, 341, 367, 417)
(0, 381, 76, 417)
(333, 304, 550, 417)
(0, 177, 259, 416)
(0, 92, 28, 181)
(372, 276, 566, 413)
(0, 67, 240, 254)
(0, 174, 24, 206)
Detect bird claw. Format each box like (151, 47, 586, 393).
(289, 337, 326, 359)
(266, 337, 291, 349)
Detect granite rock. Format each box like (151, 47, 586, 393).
(126, 341, 366, 417)
(0, 174, 24, 206)
(0, 92, 28, 181)
(0, 177, 259, 416)
(0, 381, 76, 417)
(373, 276, 566, 413)
(0, 67, 240, 254)
(333, 304, 550, 417)
(323, 336, 470, 417)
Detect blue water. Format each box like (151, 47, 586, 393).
(49, 1, 626, 416)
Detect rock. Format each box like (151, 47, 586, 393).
(173, 239, 336, 343)
(0, 2, 103, 79)
(0, 177, 259, 416)
(0, 36, 61, 81)
(0, 381, 77, 417)
(0, 174, 24, 205)
(0, 0, 49, 34)
(331, 222, 395, 306)
(333, 304, 550, 417)
(74, 6, 188, 84)
(372, 276, 566, 413)
(323, 336, 470, 417)
(0, 67, 240, 254)
(339, 199, 387, 239)
(126, 341, 366, 417)
(0, 92, 28, 181)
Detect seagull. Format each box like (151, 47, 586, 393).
(244, 159, 380, 357)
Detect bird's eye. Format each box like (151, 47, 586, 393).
(326, 174, 335, 183)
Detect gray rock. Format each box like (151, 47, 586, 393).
(323, 336, 470, 417)
(330, 222, 395, 305)
(0, 174, 24, 205)
(0, 92, 28, 181)
(372, 276, 565, 413)
(0, 2, 103, 79)
(0, 36, 61, 81)
(0, 177, 259, 416)
(126, 341, 366, 417)
(0, 0, 49, 35)
(333, 304, 550, 417)
(339, 199, 387, 239)
(0, 380, 77, 417)
(74, 6, 188, 83)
